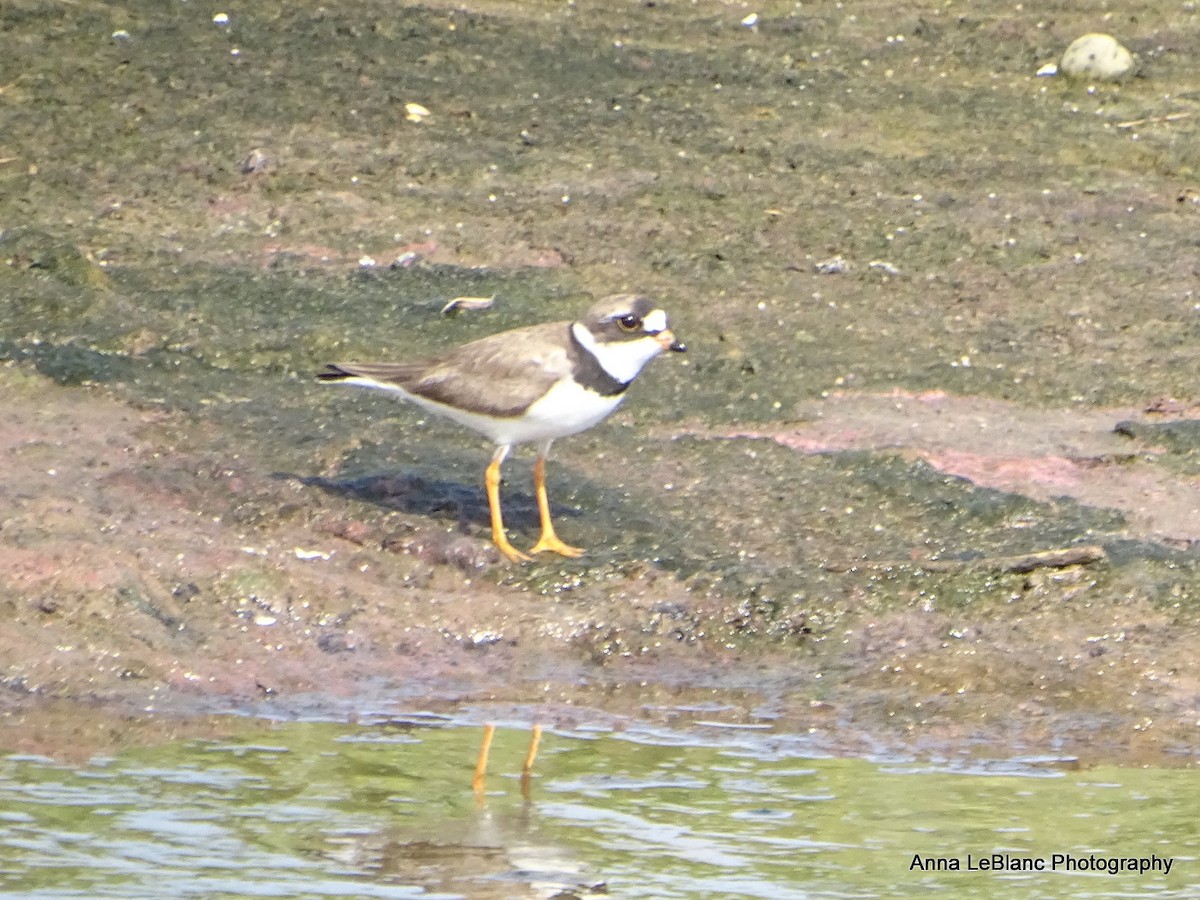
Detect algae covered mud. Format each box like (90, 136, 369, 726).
(3, 0, 1200, 797)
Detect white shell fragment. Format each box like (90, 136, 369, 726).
(293, 547, 332, 560)
(1060, 33, 1135, 81)
(213, 12, 230, 25)
(741, 13, 759, 28)
(1035, 62, 1058, 77)
(405, 102, 431, 123)
(814, 256, 849, 275)
(441, 295, 496, 316)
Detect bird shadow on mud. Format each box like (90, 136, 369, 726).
(281, 470, 582, 533)
(279, 469, 594, 571)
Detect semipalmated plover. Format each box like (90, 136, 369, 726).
(318, 294, 686, 562)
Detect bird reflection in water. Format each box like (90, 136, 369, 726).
(472, 723, 542, 802)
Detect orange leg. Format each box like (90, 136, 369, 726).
(471, 723, 496, 798)
(521, 724, 542, 776)
(519, 724, 542, 799)
(528, 453, 584, 558)
(473, 724, 542, 800)
(485, 446, 531, 563)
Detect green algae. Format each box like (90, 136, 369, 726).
(4, 0, 1199, 407)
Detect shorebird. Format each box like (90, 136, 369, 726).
(318, 294, 685, 561)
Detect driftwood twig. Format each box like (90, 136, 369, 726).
(824, 545, 1107, 575)
(1116, 112, 1191, 129)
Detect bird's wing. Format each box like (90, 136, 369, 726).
(321, 321, 575, 418)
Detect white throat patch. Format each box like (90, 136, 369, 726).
(572, 321, 664, 385)
(642, 308, 667, 334)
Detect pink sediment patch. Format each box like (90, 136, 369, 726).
(919, 449, 1086, 494)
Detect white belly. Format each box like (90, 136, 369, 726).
(402, 378, 625, 447)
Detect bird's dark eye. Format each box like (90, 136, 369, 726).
(616, 314, 641, 332)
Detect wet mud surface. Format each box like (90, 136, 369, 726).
(3, 0, 1200, 765)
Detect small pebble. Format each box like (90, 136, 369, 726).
(239, 148, 270, 174)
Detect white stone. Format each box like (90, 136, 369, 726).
(1060, 33, 1134, 81)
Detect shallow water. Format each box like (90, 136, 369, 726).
(0, 714, 1194, 899)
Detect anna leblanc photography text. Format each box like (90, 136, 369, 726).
(909, 853, 1174, 875)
